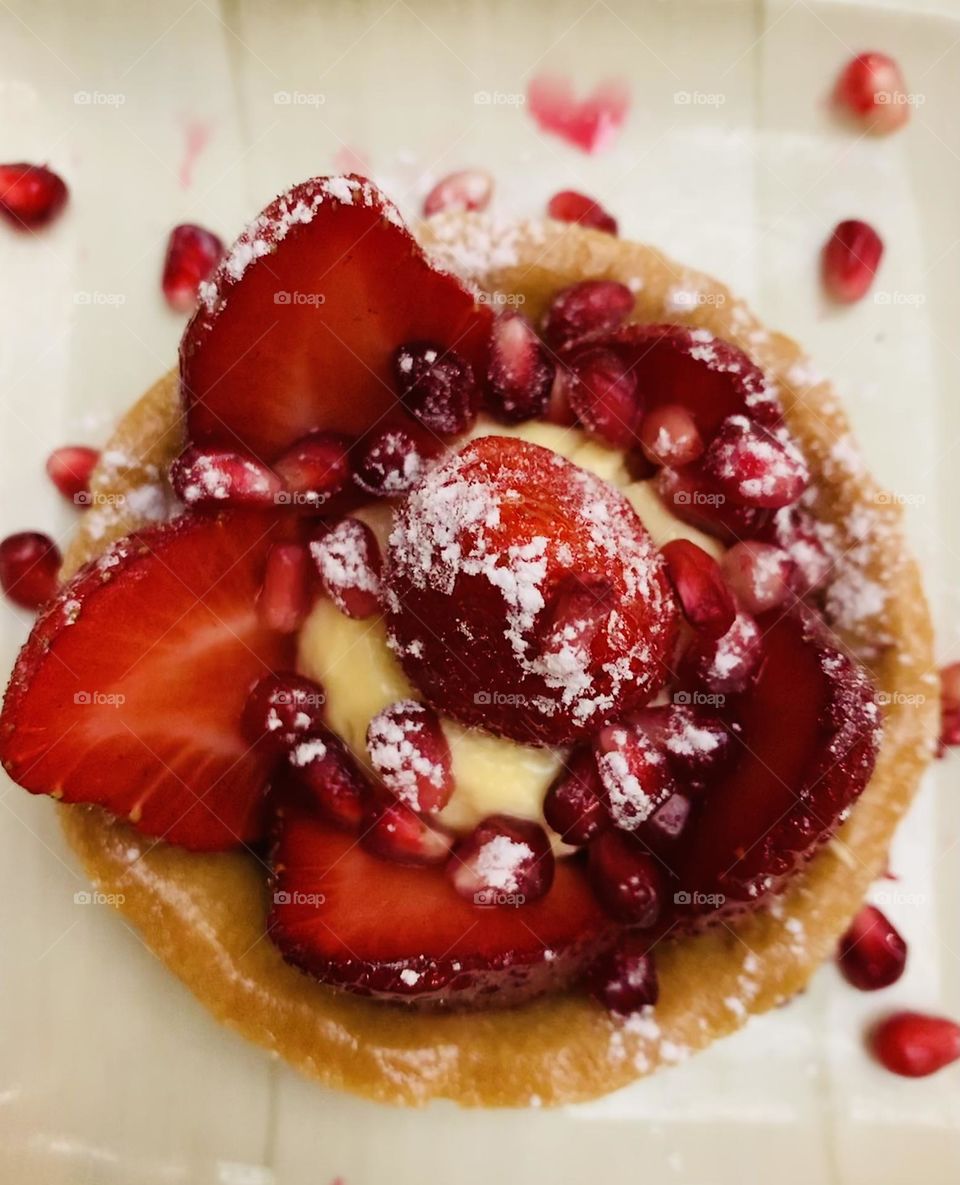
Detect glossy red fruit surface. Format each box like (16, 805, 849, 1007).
(0, 513, 292, 849)
(0, 163, 68, 228)
(0, 532, 61, 610)
(547, 189, 618, 234)
(309, 517, 382, 620)
(484, 312, 555, 423)
(588, 829, 663, 925)
(287, 729, 370, 831)
(385, 435, 678, 745)
(162, 223, 224, 313)
(269, 805, 615, 1006)
(660, 539, 737, 638)
(585, 932, 659, 1014)
(393, 341, 478, 435)
(837, 904, 907, 991)
(448, 815, 554, 906)
(869, 1012, 960, 1078)
(834, 52, 910, 135)
(242, 672, 327, 756)
(362, 796, 453, 866)
(822, 219, 884, 304)
(46, 446, 99, 503)
(366, 699, 453, 814)
(182, 176, 491, 460)
(169, 446, 282, 510)
(542, 748, 609, 846)
(542, 280, 634, 349)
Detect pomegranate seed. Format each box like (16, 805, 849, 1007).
(661, 539, 737, 638)
(162, 223, 224, 313)
(869, 1012, 960, 1078)
(45, 445, 99, 503)
(169, 445, 282, 509)
(288, 729, 371, 830)
(703, 415, 809, 509)
(366, 699, 453, 814)
(538, 573, 615, 658)
(0, 163, 67, 229)
(0, 532, 61, 609)
(447, 815, 554, 906)
(354, 425, 434, 496)
(834, 52, 910, 135)
(258, 542, 311, 634)
(423, 170, 493, 217)
(822, 219, 884, 304)
(837, 904, 907, 991)
(939, 663, 960, 749)
(541, 280, 634, 348)
(585, 932, 659, 1014)
(393, 341, 477, 435)
(309, 517, 382, 619)
(362, 796, 453, 865)
(566, 346, 643, 448)
(638, 404, 703, 467)
(682, 610, 763, 696)
(544, 366, 578, 426)
(241, 672, 326, 755)
(722, 541, 795, 614)
(641, 792, 693, 849)
(273, 431, 352, 510)
(768, 507, 833, 594)
(594, 723, 676, 831)
(543, 748, 609, 846)
(656, 466, 773, 542)
(588, 829, 662, 925)
(632, 704, 734, 792)
(546, 189, 618, 235)
(485, 312, 555, 423)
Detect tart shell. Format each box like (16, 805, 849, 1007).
(57, 220, 937, 1107)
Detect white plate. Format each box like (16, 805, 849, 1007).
(0, 1, 958, 1182)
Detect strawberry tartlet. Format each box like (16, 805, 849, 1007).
(0, 176, 936, 1105)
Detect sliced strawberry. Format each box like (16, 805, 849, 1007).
(669, 609, 881, 920)
(269, 805, 616, 1005)
(181, 175, 491, 461)
(385, 435, 678, 745)
(0, 512, 293, 850)
(564, 323, 781, 437)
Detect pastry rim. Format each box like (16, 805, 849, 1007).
(55, 218, 937, 1108)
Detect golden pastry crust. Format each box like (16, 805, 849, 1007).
(57, 220, 937, 1107)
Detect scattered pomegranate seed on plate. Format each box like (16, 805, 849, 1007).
(833, 52, 910, 135)
(547, 189, 618, 235)
(661, 539, 737, 638)
(392, 341, 478, 435)
(169, 445, 282, 509)
(485, 312, 555, 423)
(45, 445, 99, 503)
(448, 815, 555, 906)
(837, 904, 907, 991)
(585, 932, 659, 1014)
(162, 223, 224, 313)
(939, 663, 960, 750)
(309, 517, 382, 620)
(0, 163, 68, 229)
(0, 532, 61, 610)
(422, 169, 493, 217)
(541, 279, 634, 348)
(258, 542, 311, 634)
(822, 219, 884, 304)
(363, 796, 453, 866)
(869, 1011, 960, 1078)
(366, 699, 453, 814)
